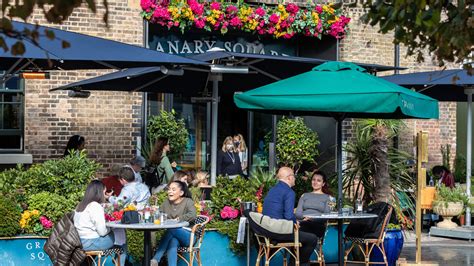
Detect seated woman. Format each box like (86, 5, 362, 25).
(151, 181, 197, 266)
(171, 170, 191, 186)
(74, 180, 114, 251)
(295, 170, 331, 237)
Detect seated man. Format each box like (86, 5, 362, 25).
(107, 166, 151, 210)
(263, 166, 318, 266)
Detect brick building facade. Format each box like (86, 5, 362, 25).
(10, 1, 457, 175)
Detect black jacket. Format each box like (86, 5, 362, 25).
(217, 150, 243, 176)
(44, 212, 86, 266)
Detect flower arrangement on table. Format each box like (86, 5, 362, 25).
(141, 0, 350, 39)
(19, 209, 54, 236)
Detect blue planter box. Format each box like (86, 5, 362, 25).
(370, 229, 404, 266)
(0, 236, 52, 266)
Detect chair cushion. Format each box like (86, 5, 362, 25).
(86, 247, 124, 257)
(177, 246, 199, 253)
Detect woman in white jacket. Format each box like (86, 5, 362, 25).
(74, 180, 114, 250)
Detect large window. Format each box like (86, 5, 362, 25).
(0, 76, 24, 151)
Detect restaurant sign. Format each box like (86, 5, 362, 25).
(147, 26, 297, 56)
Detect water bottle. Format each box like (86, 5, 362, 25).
(144, 204, 151, 223)
(356, 198, 363, 214)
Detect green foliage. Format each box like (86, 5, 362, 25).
(362, 0, 473, 69)
(27, 192, 77, 222)
(433, 185, 469, 209)
(386, 223, 401, 230)
(147, 110, 189, 161)
(275, 117, 319, 171)
(293, 175, 312, 201)
(0, 197, 22, 237)
(453, 154, 466, 184)
(440, 144, 451, 171)
(208, 219, 244, 254)
(211, 176, 257, 216)
(148, 190, 168, 206)
(249, 168, 277, 197)
(12, 151, 100, 196)
(126, 230, 144, 264)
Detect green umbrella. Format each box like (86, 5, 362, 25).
(234, 61, 438, 266)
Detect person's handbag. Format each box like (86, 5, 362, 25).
(121, 211, 140, 224)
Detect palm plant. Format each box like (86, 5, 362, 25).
(343, 119, 415, 228)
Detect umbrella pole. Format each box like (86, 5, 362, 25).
(336, 117, 344, 266)
(210, 74, 222, 186)
(466, 88, 473, 226)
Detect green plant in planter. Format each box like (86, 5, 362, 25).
(27, 192, 77, 223)
(0, 197, 22, 237)
(146, 110, 189, 161)
(386, 223, 402, 230)
(249, 168, 277, 197)
(433, 185, 469, 209)
(275, 117, 319, 172)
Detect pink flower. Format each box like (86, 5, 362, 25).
(255, 7, 265, 17)
(195, 19, 205, 29)
(174, 21, 180, 27)
(141, 0, 155, 11)
(40, 216, 53, 229)
(230, 17, 242, 27)
(210, 2, 221, 11)
(286, 3, 299, 14)
(220, 210, 229, 219)
(188, 0, 204, 15)
(269, 14, 280, 24)
(226, 5, 238, 14)
(315, 6, 323, 14)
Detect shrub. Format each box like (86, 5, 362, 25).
(0, 197, 22, 237)
(211, 176, 257, 217)
(275, 117, 319, 171)
(146, 110, 189, 161)
(27, 192, 77, 222)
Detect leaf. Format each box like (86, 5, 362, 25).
(45, 29, 55, 40)
(62, 40, 70, 49)
(11, 41, 25, 55)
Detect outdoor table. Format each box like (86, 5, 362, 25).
(304, 212, 378, 266)
(106, 220, 189, 266)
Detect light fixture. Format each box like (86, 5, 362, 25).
(20, 72, 50, 79)
(68, 90, 91, 98)
(160, 65, 184, 76)
(210, 65, 249, 74)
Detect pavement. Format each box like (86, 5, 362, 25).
(325, 231, 474, 266)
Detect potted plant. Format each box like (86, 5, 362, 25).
(433, 185, 469, 228)
(370, 223, 404, 266)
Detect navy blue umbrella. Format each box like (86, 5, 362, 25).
(0, 21, 205, 72)
(382, 69, 474, 101)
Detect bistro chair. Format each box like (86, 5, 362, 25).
(343, 205, 393, 266)
(177, 215, 210, 266)
(84, 246, 123, 266)
(310, 220, 328, 266)
(254, 223, 301, 266)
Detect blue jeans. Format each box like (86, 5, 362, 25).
(152, 228, 191, 266)
(81, 233, 115, 251)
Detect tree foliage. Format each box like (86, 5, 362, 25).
(0, 1, 108, 55)
(361, 0, 473, 70)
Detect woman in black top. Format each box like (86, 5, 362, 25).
(217, 136, 243, 178)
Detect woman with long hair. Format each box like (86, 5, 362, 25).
(216, 136, 243, 179)
(295, 170, 331, 237)
(150, 137, 177, 184)
(74, 180, 114, 251)
(64, 134, 85, 157)
(233, 133, 248, 176)
(150, 181, 196, 266)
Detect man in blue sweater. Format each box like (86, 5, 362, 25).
(263, 166, 318, 266)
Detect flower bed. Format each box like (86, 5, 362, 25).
(141, 0, 350, 39)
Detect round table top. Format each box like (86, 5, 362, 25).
(304, 213, 378, 220)
(106, 220, 189, 230)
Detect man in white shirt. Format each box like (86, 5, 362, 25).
(129, 155, 146, 183)
(107, 166, 150, 210)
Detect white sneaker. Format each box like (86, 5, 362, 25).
(150, 259, 158, 266)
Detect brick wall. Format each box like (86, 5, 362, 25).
(24, 0, 144, 176)
(339, 5, 457, 168)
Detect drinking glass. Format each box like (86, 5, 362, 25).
(160, 213, 168, 224)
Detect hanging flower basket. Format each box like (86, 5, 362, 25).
(140, 0, 350, 40)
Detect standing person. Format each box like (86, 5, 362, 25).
(263, 167, 318, 266)
(217, 136, 243, 179)
(150, 137, 177, 185)
(74, 180, 114, 251)
(107, 166, 150, 209)
(233, 133, 248, 176)
(295, 170, 331, 237)
(64, 134, 85, 157)
(432, 165, 455, 188)
(150, 181, 196, 266)
(129, 155, 146, 183)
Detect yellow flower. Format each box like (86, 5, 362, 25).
(32, 210, 40, 216)
(277, 4, 285, 13)
(311, 12, 319, 24)
(323, 5, 335, 14)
